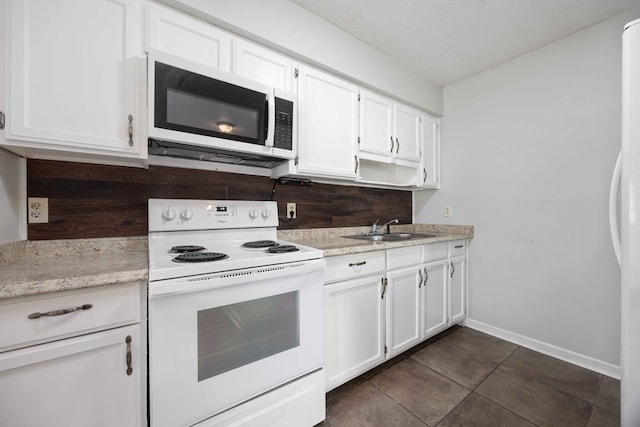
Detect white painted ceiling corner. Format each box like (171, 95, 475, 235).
(288, 0, 640, 86)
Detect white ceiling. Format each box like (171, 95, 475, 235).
(288, 0, 640, 86)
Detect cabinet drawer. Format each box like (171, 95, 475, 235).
(324, 251, 385, 283)
(386, 246, 421, 271)
(0, 283, 141, 352)
(449, 240, 467, 257)
(421, 242, 448, 262)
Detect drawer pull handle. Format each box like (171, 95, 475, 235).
(455, 245, 463, 249)
(27, 304, 93, 319)
(348, 261, 367, 267)
(125, 335, 133, 376)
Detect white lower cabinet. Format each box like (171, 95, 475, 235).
(385, 267, 421, 359)
(420, 259, 449, 338)
(385, 240, 468, 345)
(324, 240, 468, 391)
(324, 251, 385, 391)
(449, 255, 467, 325)
(0, 283, 145, 427)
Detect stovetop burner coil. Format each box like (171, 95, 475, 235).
(242, 240, 280, 248)
(172, 252, 229, 263)
(169, 245, 206, 253)
(265, 245, 299, 254)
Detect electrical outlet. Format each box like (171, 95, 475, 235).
(443, 204, 452, 218)
(287, 202, 297, 219)
(28, 197, 49, 224)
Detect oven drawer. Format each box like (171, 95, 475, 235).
(0, 283, 141, 352)
(324, 251, 386, 283)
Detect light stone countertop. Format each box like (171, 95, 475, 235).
(278, 224, 473, 257)
(0, 237, 148, 301)
(0, 224, 472, 301)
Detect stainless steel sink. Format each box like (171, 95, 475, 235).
(344, 233, 438, 242)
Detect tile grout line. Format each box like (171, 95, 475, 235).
(454, 343, 544, 427)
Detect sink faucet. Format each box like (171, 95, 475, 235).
(372, 218, 399, 234)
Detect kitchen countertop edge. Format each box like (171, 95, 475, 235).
(0, 237, 148, 301)
(278, 224, 473, 257)
(0, 224, 472, 300)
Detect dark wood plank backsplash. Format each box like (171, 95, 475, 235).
(27, 160, 412, 240)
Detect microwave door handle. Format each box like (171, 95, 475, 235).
(265, 93, 276, 148)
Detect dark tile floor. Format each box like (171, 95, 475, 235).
(319, 327, 620, 427)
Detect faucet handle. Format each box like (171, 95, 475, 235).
(372, 219, 380, 233)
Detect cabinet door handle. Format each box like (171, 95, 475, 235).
(381, 277, 387, 299)
(423, 268, 429, 286)
(128, 114, 134, 147)
(455, 245, 464, 249)
(418, 269, 423, 288)
(390, 136, 394, 153)
(450, 261, 455, 278)
(348, 261, 367, 267)
(423, 168, 427, 183)
(354, 155, 359, 174)
(395, 137, 400, 154)
(0, 111, 5, 130)
(125, 335, 133, 376)
(27, 304, 93, 319)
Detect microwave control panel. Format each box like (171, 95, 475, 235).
(274, 97, 294, 150)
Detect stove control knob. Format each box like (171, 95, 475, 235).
(262, 209, 271, 219)
(180, 209, 193, 220)
(162, 209, 176, 221)
(249, 209, 259, 219)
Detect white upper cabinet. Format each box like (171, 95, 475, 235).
(147, 3, 231, 71)
(359, 90, 394, 162)
(232, 39, 297, 93)
(2, 0, 146, 166)
(393, 103, 422, 163)
(417, 113, 440, 188)
(359, 89, 421, 166)
(296, 65, 359, 179)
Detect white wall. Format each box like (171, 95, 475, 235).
(158, 0, 443, 115)
(0, 148, 26, 244)
(415, 9, 640, 376)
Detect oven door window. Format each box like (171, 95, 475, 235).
(197, 291, 299, 381)
(154, 61, 267, 145)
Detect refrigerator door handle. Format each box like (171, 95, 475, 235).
(609, 150, 622, 266)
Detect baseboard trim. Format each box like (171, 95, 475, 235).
(464, 318, 621, 379)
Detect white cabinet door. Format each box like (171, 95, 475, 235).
(0, 324, 141, 427)
(297, 66, 359, 179)
(386, 267, 421, 359)
(418, 113, 440, 188)
(449, 255, 467, 325)
(232, 39, 297, 93)
(359, 89, 393, 161)
(393, 103, 421, 163)
(4, 0, 145, 162)
(147, 3, 231, 71)
(420, 260, 448, 339)
(324, 275, 385, 391)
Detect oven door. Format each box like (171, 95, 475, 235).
(149, 261, 324, 427)
(148, 50, 277, 158)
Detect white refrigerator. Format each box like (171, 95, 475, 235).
(612, 17, 640, 427)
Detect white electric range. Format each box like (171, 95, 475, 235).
(147, 199, 326, 427)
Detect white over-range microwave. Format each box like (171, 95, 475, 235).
(147, 51, 296, 168)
